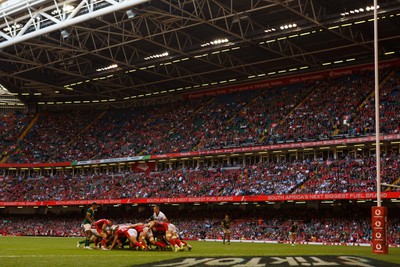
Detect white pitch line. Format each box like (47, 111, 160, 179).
(0, 254, 163, 258)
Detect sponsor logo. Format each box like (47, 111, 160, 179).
(134, 256, 399, 267)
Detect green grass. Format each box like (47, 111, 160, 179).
(0, 236, 399, 266)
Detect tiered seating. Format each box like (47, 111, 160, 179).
(271, 71, 376, 142)
(1, 153, 399, 202)
(1, 67, 399, 163)
(0, 111, 30, 159)
(339, 69, 400, 136)
(196, 84, 312, 149)
(7, 111, 99, 163)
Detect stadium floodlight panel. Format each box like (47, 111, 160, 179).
(279, 23, 297, 30)
(60, 30, 70, 39)
(96, 64, 118, 72)
(200, 38, 229, 47)
(63, 4, 75, 12)
(144, 52, 169, 60)
(126, 9, 136, 18)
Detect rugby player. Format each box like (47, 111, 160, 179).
(221, 214, 231, 245)
(82, 202, 98, 250)
(149, 220, 184, 252)
(108, 224, 146, 251)
(150, 205, 168, 222)
(289, 221, 299, 246)
(93, 218, 113, 250)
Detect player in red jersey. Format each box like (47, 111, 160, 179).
(134, 222, 167, 250)
(131, 223, 150, 250)
(93, 219, 113, 250)
(149, 221, 185, 252)
(108, 224, 147, 251)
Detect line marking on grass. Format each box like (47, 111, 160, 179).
(0, 255, 166, 258)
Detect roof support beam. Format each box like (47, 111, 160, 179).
(0, 0, 149, 49)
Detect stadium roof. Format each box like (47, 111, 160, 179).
(0, 0, 399, 108)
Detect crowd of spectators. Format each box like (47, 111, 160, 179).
(1, 152, 399, 202)
(270, 71, 377, 143)
(49, 98, 210, 161)
(7, 111, 99, 163)
(0, 216, 81, 237)
(0, 111, 31, 159)
(0, 66, 399, 163)
(295, 153, 400, 194)
(340, 69, 400, 136)
(195, 83, 312, 150)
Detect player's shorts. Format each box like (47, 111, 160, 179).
(91, 228, 100, 236)
(141, 227, 153, 239)
(289, 232, 297, 236)
(167, 223, 177, 233)
(83, 223, 92, 232)
(223, 229, 231, 234)
(127, 229, 138, 239)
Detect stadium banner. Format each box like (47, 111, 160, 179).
(371, 206, 388, 254)
(131, 161, 155, 173)
(74, 155, 150, 165)
(1, 192, 399, 207)
(0, 162, 71, 168)
(184, 59, 400, 99)
(149, 134, 400, 159)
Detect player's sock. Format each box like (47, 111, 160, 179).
(79, 240, 86, 245)
(140, 241, 148, 250)
(155, 241, 166, 248)
(133, 241, 142, 248)
(175, 239, 183, 247)
(168, 239, 176, 246)
(101, 239, 107, 248)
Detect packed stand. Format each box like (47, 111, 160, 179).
(339, 68, 400, 136)
(1, 152, 399, 202)
(270, 71, 378, 143)
(54, 98, 210, 161)
(196, 84, 312, 150)
(0, 111, 31, 160)
(192, 91, 258, 150)
(295, 153, 400, 194)
(1, 67, 400, 164)
(7, 111, 99, 163)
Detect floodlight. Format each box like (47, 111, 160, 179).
(60, 30, 70, 39)
(126, 10, 136, 19)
